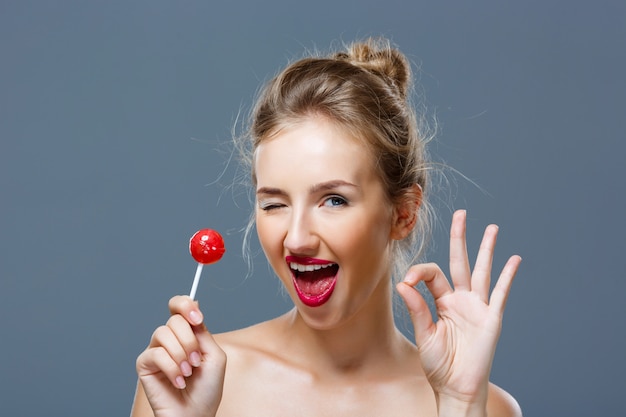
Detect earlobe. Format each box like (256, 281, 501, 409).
(390, 184, 422, 240)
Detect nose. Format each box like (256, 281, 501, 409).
(283, 207, 319, 255)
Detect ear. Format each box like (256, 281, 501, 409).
(390, 184, 422, 240)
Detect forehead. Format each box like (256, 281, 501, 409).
(253, 117, 378, 186)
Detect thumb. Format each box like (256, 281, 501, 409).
(396, 282, 436, 346)
(192, 323, 224, 357)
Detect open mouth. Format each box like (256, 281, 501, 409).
(287, 259, 338, 307)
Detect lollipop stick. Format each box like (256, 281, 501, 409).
(189, 263, 204, 300)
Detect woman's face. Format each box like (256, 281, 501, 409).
(254, 117, 398, 329)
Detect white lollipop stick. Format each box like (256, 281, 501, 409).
(189, 263, 204, 300)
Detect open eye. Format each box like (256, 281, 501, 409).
(323, 196, 347, 208)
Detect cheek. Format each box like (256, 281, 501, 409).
(333, 210, 393, 258)
(256, 214, 285, 264)
(256, 215, 294, 288)
(255, 213, 273, 252)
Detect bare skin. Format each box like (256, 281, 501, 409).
(132, 118, 522, 417)
(133, 213, 521, 417)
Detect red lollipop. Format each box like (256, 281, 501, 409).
(188, 229, 225, 299)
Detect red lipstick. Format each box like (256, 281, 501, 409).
(285, 256, 332, 265)
(286, 256, 338, 307)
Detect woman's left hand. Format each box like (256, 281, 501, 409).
(396, 210, 521, 414)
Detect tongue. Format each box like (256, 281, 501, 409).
(295, 269, 335, 296)
(297, 276, 334, 296)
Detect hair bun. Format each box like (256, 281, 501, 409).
(335, 38, 411, 98)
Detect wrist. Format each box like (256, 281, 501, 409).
(436, 393, 487, 417)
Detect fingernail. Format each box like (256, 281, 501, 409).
(189, 351, 201, 367)
(189, 310, 202, 325)
(180, 361, 192, 377)
(175, 375, 186, 389)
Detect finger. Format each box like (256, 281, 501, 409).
(489, 255, 522, 314)
(193, 324, 227, 369)
(169, 295, 204, 326)
(471, 224, 498, 303)
(396, 282, 435, 347)
(449, 210, 471, 291)
(149, 325, 187, 361)
(137, 346, 188, 389)
(149, 323, 194, 377)
(403, 263, 453, 300)
(167, 314, 203, 368)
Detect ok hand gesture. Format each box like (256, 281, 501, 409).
(396, 210, 521, 415)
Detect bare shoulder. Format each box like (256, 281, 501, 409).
(487, 383, 522, 417)
(212, 317, 306, 416)
(213, 316, 288, 370)
(214, 318, 279, 351)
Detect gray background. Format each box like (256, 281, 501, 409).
(1, 1, 625, 416)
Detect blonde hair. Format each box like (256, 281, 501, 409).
(239, 38, 434, 282)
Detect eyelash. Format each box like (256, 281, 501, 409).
(258, 195, 348, 211)
(259, 202, 284, 211)
(323, 195, 348, 207)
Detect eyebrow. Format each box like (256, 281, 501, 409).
(255, 187, 287, 196)
(309, 180, 358, 193)
(256, 180, 358, 196)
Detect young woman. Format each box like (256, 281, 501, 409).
(131, 38, 522, 417)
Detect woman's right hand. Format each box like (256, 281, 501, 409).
(134, 296, 226, 417)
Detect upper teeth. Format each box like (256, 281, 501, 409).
(290, 262, 336, 272)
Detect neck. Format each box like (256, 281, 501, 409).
(279, 278, 410, 377)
